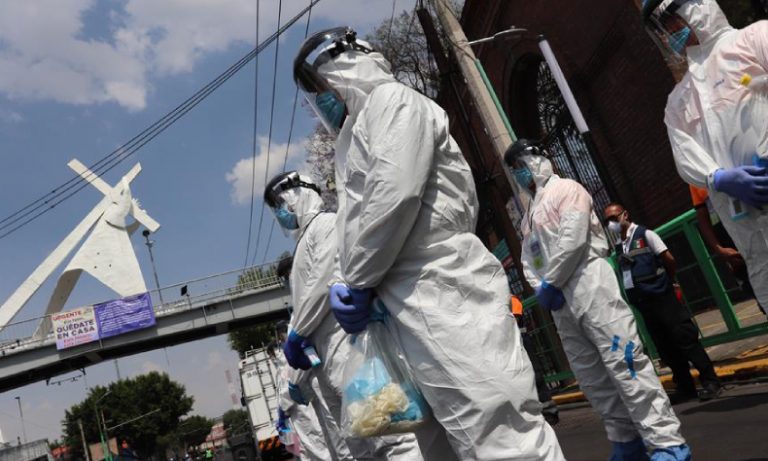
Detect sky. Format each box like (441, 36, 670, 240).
(0, 0, 419, 445)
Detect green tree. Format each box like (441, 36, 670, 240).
(158, 414, 214, 455)
(227, 322, 278, 357)
(227, 252, 291, 357)
(63, 372, 194, 459)
(222, 409, 251, 439)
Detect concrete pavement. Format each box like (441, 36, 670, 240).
(554, 382, 768, 460)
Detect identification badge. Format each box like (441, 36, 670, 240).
(729, 198, 749, 221)
(530, 240, 544, 270)
(622, 269, 634, 289)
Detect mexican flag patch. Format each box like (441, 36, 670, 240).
(633, 238, 647, 250)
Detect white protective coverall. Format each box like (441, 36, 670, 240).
(518, 154, 686, 450)
(664, 0, 768, 308)
(319, 51, 565, 460)
(285, 185, 426, 460)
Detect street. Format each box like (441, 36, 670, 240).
(554, 382, 768, 461)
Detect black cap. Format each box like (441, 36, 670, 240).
(504, 139, 539, 166)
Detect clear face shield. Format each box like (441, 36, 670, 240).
(293, 27, 374, 136)
(264, 171, 320, 235)
(643, 0, 694, 72)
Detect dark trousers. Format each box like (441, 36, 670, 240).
(633, 289, 720, 393)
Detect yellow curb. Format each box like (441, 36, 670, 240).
(552, 357, 768, 405)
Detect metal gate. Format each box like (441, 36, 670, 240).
(535, 61, 612, 213)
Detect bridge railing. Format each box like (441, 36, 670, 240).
(0, 261, 286, 356)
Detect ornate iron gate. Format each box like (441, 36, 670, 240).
(535, 61, 612, 213)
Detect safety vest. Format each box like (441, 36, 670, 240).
(615, 225, 669, 303)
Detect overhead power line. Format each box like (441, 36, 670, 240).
(259, 0, 315, 264)
(244, 0, 262, 269)
(0, 0, 323, 241)
(250, 0, 284, 266)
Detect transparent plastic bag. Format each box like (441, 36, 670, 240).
(340, 300, 431, 437)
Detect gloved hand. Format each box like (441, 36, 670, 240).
(276, 408, 288, 432)
(283, 330, 312, 370)
(329, 283, 373, 334)
(288, 382, 308, 405)
(713, 166, 768, 208)
(535, 281, 566, 311)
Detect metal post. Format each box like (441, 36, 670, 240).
(538, 35, 621, 204)
(14, 396, 27, 444)
(142, 229, 165, 306)
(78, 419, 92, 461)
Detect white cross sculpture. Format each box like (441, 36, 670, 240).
(0, 159, 160, 336)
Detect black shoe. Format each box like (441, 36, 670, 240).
(542, 400, 559, 426)
(669, 391, 698, 404)
(698, 383, 722, 401)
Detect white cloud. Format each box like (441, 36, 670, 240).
(226, 135, 305, 205)
(0, 109, 23, 123)
(0, 0, 416, 110)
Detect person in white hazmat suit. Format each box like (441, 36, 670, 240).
(505, 139, 691, 461)
(264, 171, 427, 460)
(293, 27, 565, 460)
(643, 0, 768, 308)
(273, 339, 339, 461)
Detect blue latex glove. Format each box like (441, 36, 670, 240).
(535, 281, 566, 311)
(288, 382, 308, 405)
(276, 408, 288, 432)
(329, 283, 373, 334)
(283, 330, 312, 370)
(713, 166, 768, 208)
(609, 438, 648, 461)
(650, 444, 691, 461)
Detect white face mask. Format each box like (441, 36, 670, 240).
(607, 220, 623, 234)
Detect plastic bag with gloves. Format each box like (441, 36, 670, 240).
(340, 300, 431, 438)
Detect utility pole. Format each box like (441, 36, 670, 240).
(431, 0, 518, 190)
(424, 1, 532, 291)
(78, 419, 92, 461)
(14, 396, 27, 444)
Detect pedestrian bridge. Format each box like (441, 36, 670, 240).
(0, 262, 291, 392)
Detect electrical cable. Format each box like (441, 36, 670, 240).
(244, 0, 262, 268)
(260, 0, 315, 264)
(250, 0, 283, 266)
(0, 0, 323, 241)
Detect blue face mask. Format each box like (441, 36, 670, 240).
(315, 91, 346, 130)
(669, 26, 691, 54)
(275, 205, 298, 230)
(513, 167, 534, 189)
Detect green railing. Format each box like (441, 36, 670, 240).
(521, 209, 768, 385)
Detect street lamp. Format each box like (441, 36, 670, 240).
(94, 390, 113, 461)
(466, 27, 619, 205)
(14, 396, 27, 444)
(142, 229, 165, 306)
(466, 26, 528, 46)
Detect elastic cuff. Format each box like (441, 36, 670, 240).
(288, 330, 306, 342)
(707, 168, 722, 192)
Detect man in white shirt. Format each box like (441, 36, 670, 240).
(604, 203, 721, 402)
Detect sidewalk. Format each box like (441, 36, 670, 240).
(553, 300, 768, 405)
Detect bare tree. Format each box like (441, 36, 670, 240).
(305, 123, 338, 211)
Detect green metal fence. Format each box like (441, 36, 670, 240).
(521, 209, 768, 385)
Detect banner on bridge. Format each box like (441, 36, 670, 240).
(94, 292, 155, 339)
(52, 292, 155, 350)
(52, 306, 100, 350)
